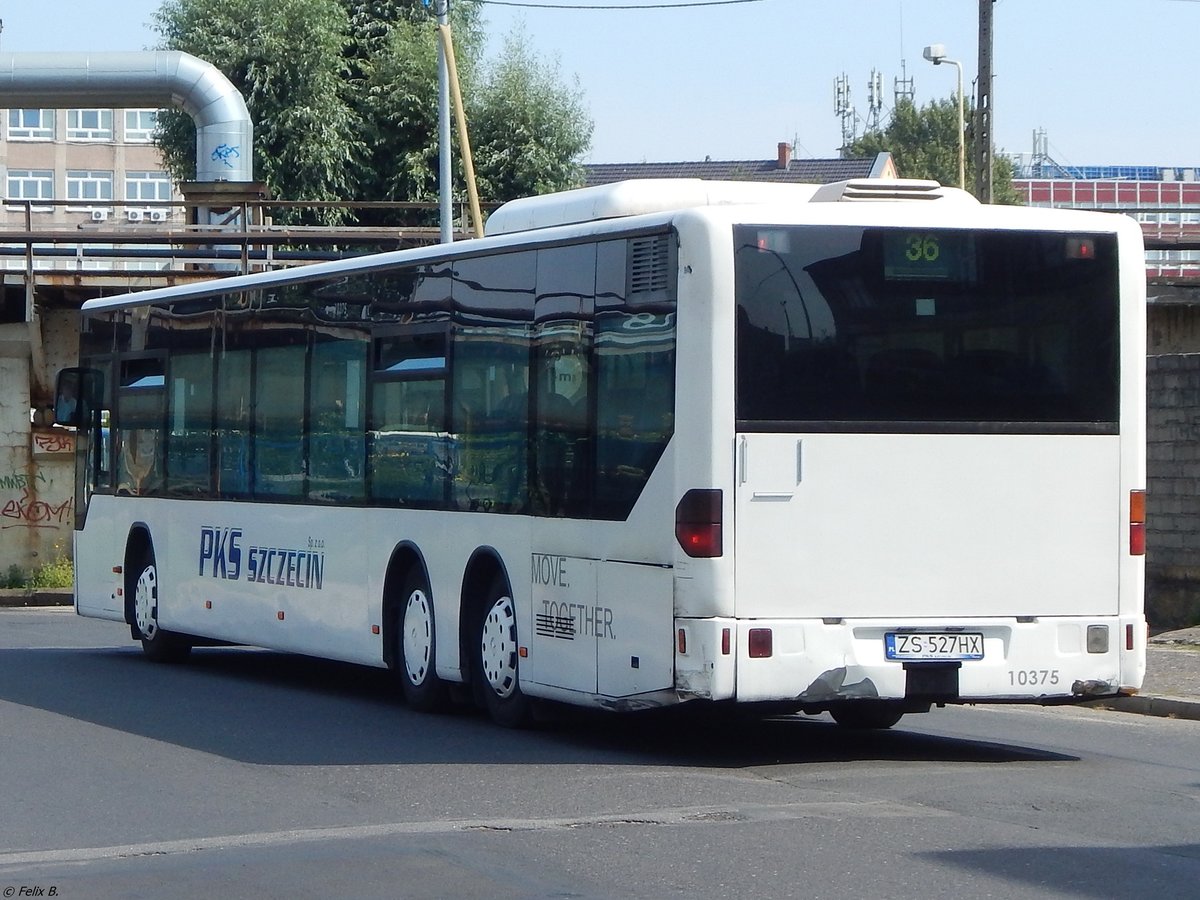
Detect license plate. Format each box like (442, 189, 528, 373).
(885, 632, 984, 661)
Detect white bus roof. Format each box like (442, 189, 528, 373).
(484, 178, 977, 236)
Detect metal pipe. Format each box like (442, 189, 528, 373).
(0, 51, 253, 182)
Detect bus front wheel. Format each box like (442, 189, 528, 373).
(396, 571, 448, 712)
(474, 579, 531, 728)
(130, 547, 191, 664)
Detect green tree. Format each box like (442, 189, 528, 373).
(848, 97, 1021, 204)
(469, 28, 592, 200)
(152, 0, 592, 216)
(154, 0, 364, 222)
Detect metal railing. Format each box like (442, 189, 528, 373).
(0, 198, 496, 284)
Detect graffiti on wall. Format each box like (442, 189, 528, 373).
(1, 452, 72, 530)
(32, 432, 75, 456)
(1, 487, 73, 529)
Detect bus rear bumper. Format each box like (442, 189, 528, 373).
(675, 615, 1146, 707)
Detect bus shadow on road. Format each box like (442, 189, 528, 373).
(0, 645, 1077, 768)
(919, 844, 1200, 898)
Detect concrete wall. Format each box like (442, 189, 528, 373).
(1146, 351, 1200, 628)
(0, 318, 76, 577)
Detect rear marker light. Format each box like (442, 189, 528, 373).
(205, 601, 212, 610)
(1130, 489, 1146, 556)
(748, 628, 773, 658)
(519, 647, 528, 659)
(371, 624, 380, 635)
(277, 611, 285, 621)
(675, 489, 723, 558)
(677, 629, 687, 655)
(1126, 624, 1135, 651)
(721, 628, 731, 655)
(112, 566, 123, 574)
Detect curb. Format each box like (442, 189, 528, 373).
(1082, 694, 1200, 722)
(0, 589, 73, 608)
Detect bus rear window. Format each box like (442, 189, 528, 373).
(734, 226, 1120, 432)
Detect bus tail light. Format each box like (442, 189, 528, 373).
(1130, 489, 1146, 556)
(675, 489, 723, 558)
(748, 628, 773, 658)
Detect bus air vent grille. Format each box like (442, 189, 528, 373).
(629, 235, 671, 296)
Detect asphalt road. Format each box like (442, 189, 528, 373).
(1, 608, 1197, 899)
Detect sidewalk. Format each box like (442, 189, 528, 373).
(3, 589, 1198, 720)
(1089, 625, 1200, 721)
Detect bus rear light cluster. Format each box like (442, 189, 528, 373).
(1130, 489, 1146, 556)
(748, 628, 773, 658)
(675, 489, 723, 558)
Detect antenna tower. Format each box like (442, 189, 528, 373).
(894, 59, 914, 106)
(834, 74, 858, 155)
(866, 69, 884, 133)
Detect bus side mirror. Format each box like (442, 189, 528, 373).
(55, 367, 103, 428)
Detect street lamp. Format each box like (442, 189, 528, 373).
(923, 43, 965, 190)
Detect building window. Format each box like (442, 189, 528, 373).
(8, 108, 54, 140)
(67, 109, 114, 141)
(6, 169, 54, 209)
(67, 170, 114, 206)
(124, 109, 158, 143)
(125, 171, 172, 203)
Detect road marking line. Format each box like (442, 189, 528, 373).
(0, 800, 943, 868)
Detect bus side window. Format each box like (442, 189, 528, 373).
(369, 330, 449, 508)
(594, 310, 676, 520)
(115, 357, 165, 496)
(532, 339, 591, 518)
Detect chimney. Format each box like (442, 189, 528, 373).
(777, 142, 792, 170)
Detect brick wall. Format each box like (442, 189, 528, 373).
(1147, 353, 1200, 628)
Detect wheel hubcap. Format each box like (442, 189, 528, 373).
(480, 595, 518, 698)
(134, 565, 158, 640)
(402, 589, 433, 686)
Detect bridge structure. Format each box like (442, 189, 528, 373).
(0, 197, 482, 577)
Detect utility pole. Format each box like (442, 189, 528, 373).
(435, 0, 453, 242)
(974, 0, 994, 202)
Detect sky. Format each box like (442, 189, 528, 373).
(1, 0, 1196, 169)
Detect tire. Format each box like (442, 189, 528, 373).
(829, 701, 905, 730)
(473, 578, 531, 728)
(396, 570, 448, 712)
(130, 546, 191, 664)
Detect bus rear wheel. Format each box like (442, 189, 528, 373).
(130, 547, 191, 664)
(829, 701, 905, 730)
(474, 580, 531, 728)
(396, 571, 448, 712)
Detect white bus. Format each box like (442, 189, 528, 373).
(57, 178, 1147, 729)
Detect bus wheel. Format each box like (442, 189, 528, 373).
(474, 580, 531, 728)
(131, 548, 191, 664)
(829, 701, 904, 730)
(397, 572, 448, 712)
